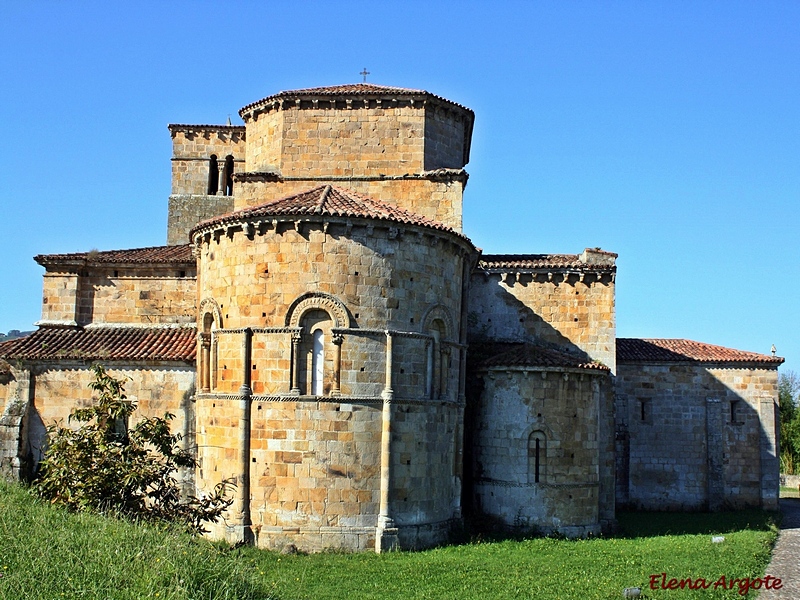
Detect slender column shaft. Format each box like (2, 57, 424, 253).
(216, 162, 225, 196)
(236, 328, 252, 542)
(332, 334, 342, 396)
(290, 332, 301, 394)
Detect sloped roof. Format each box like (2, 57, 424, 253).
(239, 83, 473, 116)
(471, 342, 609, 372)
(191, 185, 471, 241)
(479, 255, 593, 270)
(0, 327, 196, 362)
(35, 245, 194, 267)
(617, 338, 783, 365)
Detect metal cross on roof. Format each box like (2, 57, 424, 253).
(360, 68, 370, 83)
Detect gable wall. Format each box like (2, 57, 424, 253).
(468, 273, 616, 372)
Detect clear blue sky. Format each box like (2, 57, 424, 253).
(1, 1, 797, 373)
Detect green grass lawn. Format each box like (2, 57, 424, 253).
(0, 481, 779, 599)
(780, 485, 800, 498)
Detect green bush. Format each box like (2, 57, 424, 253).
(35, 364, 230, 533)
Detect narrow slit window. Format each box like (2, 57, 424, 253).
(207, 155, 219, 194)
(528, 431, 546, 484)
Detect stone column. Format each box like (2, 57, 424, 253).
(234, 328, 253, 544)
(200, 333, 211, 392)
(216, 161, 226, 196)
(331, 333, 343, 396)
(290, 331, 302, 395)
(376, 331, 398, 552)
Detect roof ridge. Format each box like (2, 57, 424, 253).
(317, 185, 332, 214)
(191, 185, 472, 243)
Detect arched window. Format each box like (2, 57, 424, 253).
(528, 431, 546, 484)
(298, 309, 332, 396)
(312, 329, 324, 396)
(207, 155, 219, 195)
(223, 155, 234, 196)
(201, 313, 215, 392)
(427, 318, 447, 400)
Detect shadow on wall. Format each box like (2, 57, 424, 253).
(615, 357, 778, 512)
(462, 280, 614, 528)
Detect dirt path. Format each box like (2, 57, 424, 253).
(758, 498, 800, 598)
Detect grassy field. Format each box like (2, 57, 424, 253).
(0, 481, 780, 599)
(780, 485, 800, 499)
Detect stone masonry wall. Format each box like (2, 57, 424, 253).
(1, 363, 195, 483)
(244, 104, 468, 177)
(468, 272, 616, 372)
(194, 216, 471, 550)
(169, 127, 246, 196)
(197, 220, 467, 335)
(41, 266, 196, 327)
(424, 108, 467, 171)
(615, 363, 779, 510)
(40, 272, 80, 324)
(470, 368, 606, 536)
(168, 195, 235, 246)
(76, 267, 196, 325)
(198, 397, 382, 552)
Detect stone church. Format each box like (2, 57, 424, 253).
(0, 84, 783, 552)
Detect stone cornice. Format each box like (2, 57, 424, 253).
(195, 392, 461, 407)
(475, 270, 616, 285)
(168, 123, 245, 137)
(192, 213, 475, 255)
(233, 169, 469, 185)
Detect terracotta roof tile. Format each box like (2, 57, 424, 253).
(478, 254, 615, 271)
(0, 327, 196, 362)
(471, 342, 609, 372)
(617, 338, 783, 365)
(35, 245, 194, 266)
(168, 124, 245, 131)
(239, 83, 473, 116)
(191, 185, 471, 241)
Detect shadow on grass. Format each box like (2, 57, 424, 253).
(616, 508, 780, 538)
(450, 508, 780, 547)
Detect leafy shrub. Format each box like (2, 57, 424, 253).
(36, 364, 230, 533)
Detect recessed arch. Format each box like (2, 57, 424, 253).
(199, 297, 223, 329)
(285, 292, 350, 330)
(421, 304, 454, 341)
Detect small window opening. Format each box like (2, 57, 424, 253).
(528, 431, 546, 484)
(207, 155, 219, 194)
(223, 155, 234, 196)
(638, 399, 652, 424)
(730, 400, 742, 424)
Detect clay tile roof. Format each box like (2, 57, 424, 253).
(477, 253, 617, 272)
(239, 83, 473, 116)
(35, 245, 194, 267)
(479, 254, 585, 270)
(0, 327, 196, 362)
(168, 124, 245, 131)
(471, 342, 610, 372)
(191, 185, 471, 242)
(617, 338, 783, 365)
